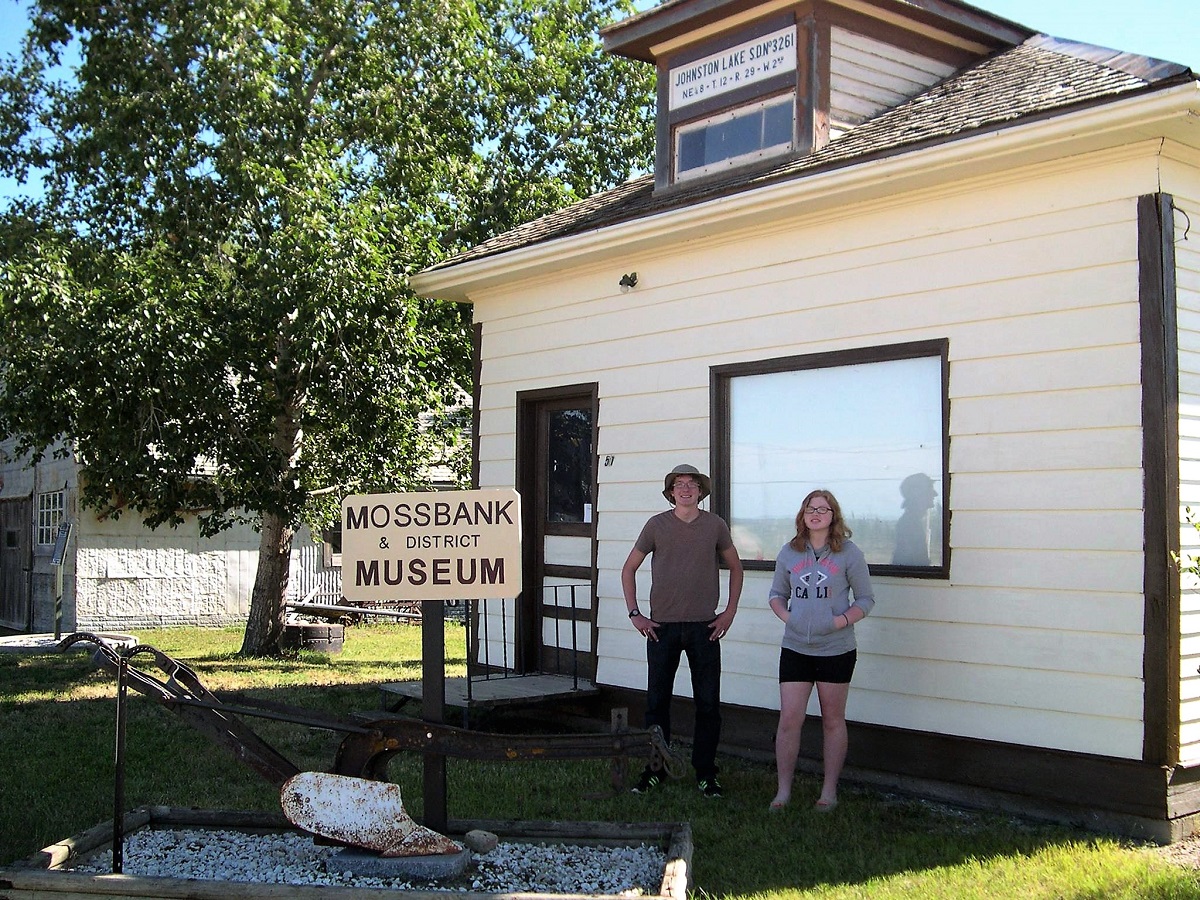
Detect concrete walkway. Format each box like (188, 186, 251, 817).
(0, 631, 137, 654)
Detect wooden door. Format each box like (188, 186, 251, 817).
(516, 385, 598, 680)
(0, 497, 32, 631)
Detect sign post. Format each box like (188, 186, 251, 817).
(420, 597, 447, 831)
(50, 522, 73, 640)
(340, 489, 522, 833)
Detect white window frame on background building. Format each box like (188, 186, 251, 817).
(712, 339, 949, 577)
(37, 489, 65, 546)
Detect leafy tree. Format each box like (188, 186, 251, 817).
(0, 0, 654, 655)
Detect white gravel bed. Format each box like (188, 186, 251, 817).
(69, 827, 666, 895)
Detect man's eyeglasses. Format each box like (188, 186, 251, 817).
(805, 506, 832, 516)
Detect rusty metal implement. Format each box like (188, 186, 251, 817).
(59, 631, 683, 791)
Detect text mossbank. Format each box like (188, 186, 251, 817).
(347, 498, 515, 531)
(341, 490, 522, 600)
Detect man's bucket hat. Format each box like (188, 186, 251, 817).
(663, 464, 712, 503)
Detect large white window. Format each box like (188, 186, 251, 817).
(713, 340, 948, 575)
(37, 490, 65, 546)
(675, 93, 795, 181)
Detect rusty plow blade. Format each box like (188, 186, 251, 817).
(281, 772, 462, 856)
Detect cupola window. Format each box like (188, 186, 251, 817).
(675, 92, 795, 180)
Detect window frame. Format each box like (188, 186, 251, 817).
(673, 91, 796, 182)
(36, 489, 66, 547)
(656, 11, 799, 190)
(542, 398, 595, 537)
(710, 339, 950, 577)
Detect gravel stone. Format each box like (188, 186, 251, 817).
(69, 827, 666, 895)
(463, 829, 499, 853)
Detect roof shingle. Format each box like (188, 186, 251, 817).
(425, 38, 1193, 274)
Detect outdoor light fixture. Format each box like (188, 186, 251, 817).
(619, 272, 638, 291)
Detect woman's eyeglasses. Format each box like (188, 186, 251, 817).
(805, 506, 832, 515)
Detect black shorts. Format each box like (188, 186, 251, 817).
(779, 648, 857, 684)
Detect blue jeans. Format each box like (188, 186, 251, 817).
(645, 620, 722, 780)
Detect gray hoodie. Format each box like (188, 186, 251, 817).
(769, 540, 875, 657)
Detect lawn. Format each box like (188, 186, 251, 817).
(2, 622, 1199, 899)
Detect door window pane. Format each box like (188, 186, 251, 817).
(547, 408, 593, 524)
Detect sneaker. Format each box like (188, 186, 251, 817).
(697, 776, 723, 798)
(632, 768, 663, 794)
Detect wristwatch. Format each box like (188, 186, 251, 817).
(628, 608, 641, 619)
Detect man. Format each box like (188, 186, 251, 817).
(621, 463, 743, 798)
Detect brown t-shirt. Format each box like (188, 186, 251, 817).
(634, 509, 734, 622)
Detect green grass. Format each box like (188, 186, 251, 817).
(2, 623, 1199, 899)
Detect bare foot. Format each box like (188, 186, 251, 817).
(769, 794, 790, 810)
(814, 797, 838, 812)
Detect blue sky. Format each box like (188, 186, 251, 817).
(0, 0, 1197, 200)
(976, 0, 1199, 68)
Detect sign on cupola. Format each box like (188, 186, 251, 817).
(669, 24, 797, 111)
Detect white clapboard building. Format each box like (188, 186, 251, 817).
(411, 0, 1200, 839)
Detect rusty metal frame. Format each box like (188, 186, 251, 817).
(61, 632, 681, 796)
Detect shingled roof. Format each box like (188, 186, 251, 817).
(425, 36, 1194, 274)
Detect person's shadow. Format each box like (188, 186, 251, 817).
(892, 473, 937, 566)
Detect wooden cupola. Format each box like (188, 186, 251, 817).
(601, 0, 1031, 191)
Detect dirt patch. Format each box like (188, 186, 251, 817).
(1153, 834, 1200, 869)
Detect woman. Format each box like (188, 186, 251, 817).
(768, 489, 874, 811)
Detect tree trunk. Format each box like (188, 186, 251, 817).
(240, 510, 295, 657)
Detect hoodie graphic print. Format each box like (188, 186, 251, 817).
(769, 541, 875, 657)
